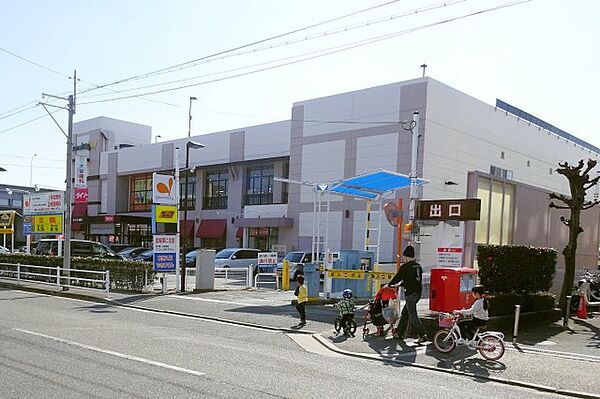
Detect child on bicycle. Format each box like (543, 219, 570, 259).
(453, 285, 489, 345)
(337, 289, 356, 336)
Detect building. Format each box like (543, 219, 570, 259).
(78, 77, 600, 290)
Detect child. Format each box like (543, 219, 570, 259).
(294, 275, 308, 326)
(454, 285, 489, 346)
(338, 288, 356, 336)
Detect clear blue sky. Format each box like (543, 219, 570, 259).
(1, 0, 598, 189)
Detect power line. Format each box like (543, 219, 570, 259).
(78, 0, 466, 101)
(1, 162, 64, 170)
(0, 109, 62, 136)
(0, 105, 38, 121)
(0, 46, 70, 79)
(80, 0, 532, 105)
(76, 0, 403, 95)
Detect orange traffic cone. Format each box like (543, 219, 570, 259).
(576, 293, 588, 319)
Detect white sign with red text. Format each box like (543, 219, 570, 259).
(23, 192, 64, 215)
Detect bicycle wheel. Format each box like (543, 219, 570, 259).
(479, 335, 505, 361)
(433, 329, 456, 353)
(334, 318, 342, 333)
(348, 319, 357, 335)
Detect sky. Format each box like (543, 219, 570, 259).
(0, 0, 598, 190)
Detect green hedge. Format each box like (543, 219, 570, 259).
(0, 254, 154, 292)
(476, 244, 556, 294)
(488, 292, 556, 316)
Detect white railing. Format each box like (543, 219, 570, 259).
(214, 266, 252, 289)
(0, 262, 110, 294)
(254, 267, 279, 290)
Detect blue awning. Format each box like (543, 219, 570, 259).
(328, 170, 427, 199)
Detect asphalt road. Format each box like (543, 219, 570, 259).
(0, 287, 569, 399)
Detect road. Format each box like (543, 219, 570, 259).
(0, 287, 569, 398)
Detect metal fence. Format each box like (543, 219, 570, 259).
(214, 267, 252, 289)
(0, 262, 110, 294)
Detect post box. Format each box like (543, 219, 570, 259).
(429, 267, 478, 312)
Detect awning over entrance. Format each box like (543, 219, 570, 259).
(181, 220, 195, 240)
(328, 169, 428, 199)
(235, 227, 243, 239)
(196, 219, 227, 238)
(234, 217, 293, 228)
(71, 223, 83, 232)
(72, 203, 88, 222)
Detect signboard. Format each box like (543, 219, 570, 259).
(153, 234, 177, 271)
(437, 247, 463, 267)
(416, 199, 481, 221)
(104, 215, 115, 223)
(23, 215, 32, 235)
(23, 192, 64, 215)
(152, 173, 177, 205)
(74, 156, 88, 189)
(258, 252, 277, 266)
(90, 223, 115, 235)
(0, 211, 16, 231)
(369, 271, 395, 280)
(154, 205, 178, 223)
(74, 188, 89, 204)
(31, 214, 63, 234)
(327, 269, 365, 280)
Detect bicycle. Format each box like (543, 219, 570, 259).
(433, 312, 505, 361)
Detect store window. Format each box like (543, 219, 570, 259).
(180, 172, 196, 210)
(248, 227, 278, 250)
(245, 165, 273, 205)
(202, 237, 226, 251)
(129, 173, 153, 211)
(475, 176, 515, 245)
(281, 161, 289, 204)
(204, 170, 228, 209)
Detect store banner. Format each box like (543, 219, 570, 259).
(23, 192, 64, 215)
(152, 173, 177, 205)
(75, 188, 89, 204)
(74, 156, 88, 189)
(155, 205, 178, 223)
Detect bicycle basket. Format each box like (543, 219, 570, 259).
(438, 314, 454, 328)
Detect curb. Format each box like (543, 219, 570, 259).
(311, 334, 600, 399)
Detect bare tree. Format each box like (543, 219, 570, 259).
(549, 159, 600, 309)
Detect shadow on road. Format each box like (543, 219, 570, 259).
(573, 318, 600, 349)
(425, 345, 506, 382)
(76, 303, 117, 314)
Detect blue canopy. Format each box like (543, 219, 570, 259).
(328, 170, 427, 199)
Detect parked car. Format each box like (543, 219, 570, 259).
(214, 248, 261, 270)
(13, 246, 28, 254)
(118, 246, 148, 260)
(110, 244, 137, 253)
(34, 239, 125, 260)
(277, 251, 312, 281)
(133, 249, 153, 262)
(0, 245, 10, 254)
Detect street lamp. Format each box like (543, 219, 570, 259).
(155, 135, 162, 143)
(188, 96, 197, 138)
(29, 153, 37, 187)
(181, 140, 204, 292)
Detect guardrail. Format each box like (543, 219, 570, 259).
(0, 262, 110, 294)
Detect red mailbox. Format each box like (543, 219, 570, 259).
(429, 267, 478, 312)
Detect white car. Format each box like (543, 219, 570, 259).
(214, 248, 261, 270)
(0, 245, 10, 254)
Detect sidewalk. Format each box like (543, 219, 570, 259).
(3, 279, 600, 398)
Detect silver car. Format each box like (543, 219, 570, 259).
(214, 248, 260, 270)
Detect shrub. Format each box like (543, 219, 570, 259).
(488, 292, 556, 316)
(477, 244, 556, 294)
(0, 253, 154, 292)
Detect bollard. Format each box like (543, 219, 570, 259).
(17, 263, 20, 285)
(161, 273, 167, 294)
(56, 266, 61, 290)
(105, 270, 110, 294)
(247, 265, 253, 288)
(513, 304, 521, 344)
(564, 295, 572, 328)
(282, 260, 290, 291)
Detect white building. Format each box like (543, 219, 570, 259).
(74, 77, 600, 290)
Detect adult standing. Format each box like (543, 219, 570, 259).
(386, 245, 428, 344)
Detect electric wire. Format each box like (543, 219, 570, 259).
(79, 0, 532, 105)
(76, 0, 403, 95)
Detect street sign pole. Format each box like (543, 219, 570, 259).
(174, 146, 181, 292)
(409, 111, 420, 245)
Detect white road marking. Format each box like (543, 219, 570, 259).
(287, 333, 341, 357)
(13, 328, 205, 377)
(168, 295, 256, 307)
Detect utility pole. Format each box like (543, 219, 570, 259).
(409, 111, 420, 245)
(40, 70, 76, 281)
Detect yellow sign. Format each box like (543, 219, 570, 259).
(0, 210, 15, 228)
(0, 228, 14, 234)
(370, 271, 395, 280)
(327, 269, 365, 280)
(155, 205, 178, 223)
(32, 214, 63, 234)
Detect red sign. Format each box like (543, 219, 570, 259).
(74, 188, 88, 204)
(104, 215, 115, 223)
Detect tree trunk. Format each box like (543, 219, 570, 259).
(558, 208, 581, 310)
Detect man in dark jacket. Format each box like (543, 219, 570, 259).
(386, 245, 428, 344)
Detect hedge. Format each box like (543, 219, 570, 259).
(476, 244, 556, 294)
(0, 254, 155, 292)
(488, 292, 556, 316)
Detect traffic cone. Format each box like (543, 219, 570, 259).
(576, 293, 588, 319)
